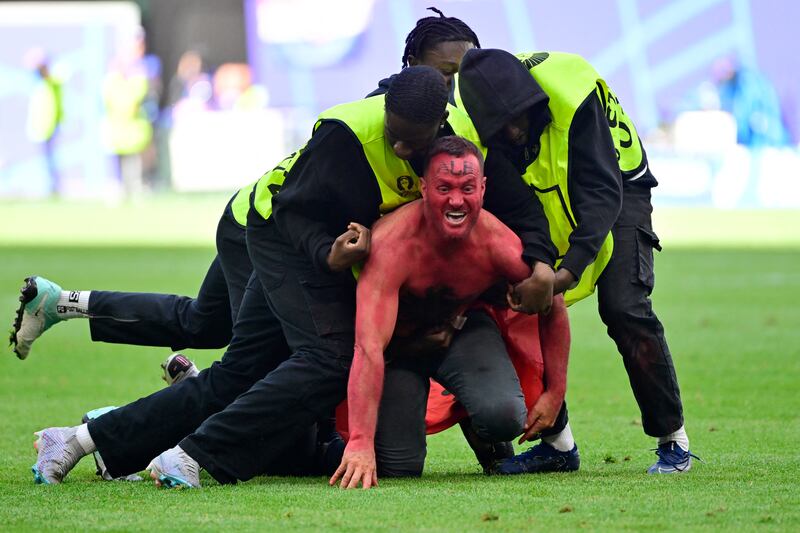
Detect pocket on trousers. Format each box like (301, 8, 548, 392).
(299, 278, 356, 337)
(633, 225, 661, 290)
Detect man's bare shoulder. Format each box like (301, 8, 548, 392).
(474, 209, 527, 280)
(474, 209, 520, 243)
(360, 201, 422, 284)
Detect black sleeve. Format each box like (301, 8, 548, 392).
(484, 149, 558, 267)
(271, 122, 382, 272)
(561, 92, 623, 279)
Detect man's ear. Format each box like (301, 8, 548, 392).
(407, 54, 419, 66)
(419, 176, 428, 197)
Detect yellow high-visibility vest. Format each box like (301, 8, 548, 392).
(454, 52, 642, 305)
(252, 94, 485, 221)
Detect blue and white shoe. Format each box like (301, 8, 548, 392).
(147, 446, 200, 489)
(10, 276, 63, 360)
(32, 426, 86, 484)
(493, 442, 580, 475)
(81, 407, 142, 482)
(647, 442, 699, 474)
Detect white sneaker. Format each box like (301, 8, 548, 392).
(32, 426, 87, 484)
(11, 276, 64, 360)
(147, 446, 201, 488)
(161, 353, 200, 386)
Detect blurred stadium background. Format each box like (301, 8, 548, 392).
(1, 3, 799, 529)
(0, 0, 798, 225)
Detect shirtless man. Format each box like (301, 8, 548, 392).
(330, 136, 570, 489)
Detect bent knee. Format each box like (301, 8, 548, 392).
(470, 400, 526, 442)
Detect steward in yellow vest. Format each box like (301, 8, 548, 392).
(455, 50, 635, 305)
(251, 65, 555, 314)
(457, 49, 691, 469)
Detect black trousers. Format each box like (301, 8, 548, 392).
(178, 219, 356, 484)
(88, 272, 293, 478)
(375, 309, 528, 477)
(87, 196, 251, 351)
(595, 186, 683, 437)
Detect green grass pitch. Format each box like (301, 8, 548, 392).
(0, 203, 798, 531)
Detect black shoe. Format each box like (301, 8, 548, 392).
(494, 442, 580, 475)
(316, 432, 345, 477)
(459, 420, 514, 474)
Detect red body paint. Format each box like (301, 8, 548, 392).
(346, 153, 533, 450)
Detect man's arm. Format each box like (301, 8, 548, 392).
(557, 93, 623, 293)
(483, 151, 557, 314)
(271, 122, 382, 272)
(519, 294, 570, 443)
(330, 238, 405, 489)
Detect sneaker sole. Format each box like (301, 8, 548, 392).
(649, 461, 692, 474)
(31, 465, 50, 485)
(148, 459, 197, 489)
(494, 454, 580, 475)
(495, 464, 579, 475)
(157, 473, 194, 489)
(10, 277, 39, 360)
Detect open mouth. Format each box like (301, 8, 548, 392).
(445, 211, 467, 225)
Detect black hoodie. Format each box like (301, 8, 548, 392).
(459, 48, 628, 281)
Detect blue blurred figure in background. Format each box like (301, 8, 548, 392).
(713, 57, 789, 147)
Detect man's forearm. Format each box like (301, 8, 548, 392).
(537, 295, 570, 397)
(347, 344, 385, 449)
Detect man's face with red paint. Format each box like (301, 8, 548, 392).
(420, 152, 486, 240)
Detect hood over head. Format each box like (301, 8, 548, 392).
(458, 48, 549, 145)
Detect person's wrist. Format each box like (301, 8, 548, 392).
(532, 260, 555, 274)
(326, 253, 344, 271)
(555, 268, 576, 292)
(544, 385, 566, 400)
(346, 434, 374, 451)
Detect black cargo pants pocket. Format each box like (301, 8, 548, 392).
(299, 278, 356, 338)
(633, 225, 662, 291)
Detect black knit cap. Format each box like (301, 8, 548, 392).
(385, 65, 449, 125)
(458, 48, 549, 144)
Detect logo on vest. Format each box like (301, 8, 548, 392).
(521, 52, 550, 70)
(396, 175, 415, 196)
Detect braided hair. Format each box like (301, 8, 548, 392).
(401, 7, 481, 68)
